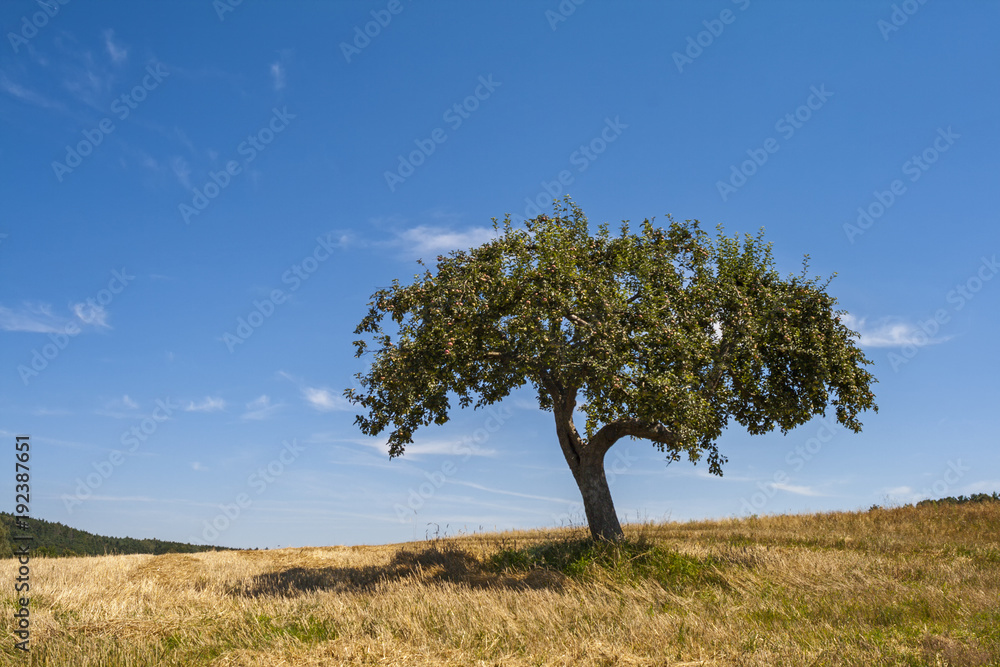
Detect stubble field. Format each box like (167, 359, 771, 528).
(1, 502, 998, 666)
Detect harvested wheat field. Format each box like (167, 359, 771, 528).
(1, 502, 998, 666)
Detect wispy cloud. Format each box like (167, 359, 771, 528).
(451, 480, 575, 504)
(396, 225, 499, 257)
(0, 302, 67, 333)
(185, 396, 226, 413)
(96, 394, 141, 419)
(0, 72, 62, 110)
(841, 313, 948, 348)
(60, 50, 113, 108)
(103, 29, 128, 64)
(71, 301, 110, 328)
(351, 436, 496, 459)
(302, 386, 351, 412)
(770, 482, 824, 497)
(270, 62, 285, 91)
(277, 371, 353, 413)
(1, 300, 111, 332)
(191, 462, 208, 472)
(241, 395, 281, 420)
(170, 156, 192, 189)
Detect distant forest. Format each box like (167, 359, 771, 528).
(915, 492, 1000, 507)
(0, 513, 235, 558)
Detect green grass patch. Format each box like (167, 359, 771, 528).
(487, 536, 724, 590)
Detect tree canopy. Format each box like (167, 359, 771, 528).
(346, 200, 877, 540)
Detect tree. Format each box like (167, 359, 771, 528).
(346, 200, 877, 542)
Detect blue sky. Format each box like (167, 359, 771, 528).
(1, 1, 997, 549)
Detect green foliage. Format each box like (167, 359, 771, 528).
(916, 492, 1000, 508)
(347, 198, 877, 474)
(0, 512, 234, 558)
(488, 536, 722, 590)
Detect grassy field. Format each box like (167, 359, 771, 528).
(1, 502, 998, 666)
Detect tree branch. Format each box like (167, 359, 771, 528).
(704, 338, 734, 394)
(588, 419, 681, 463)
(541, 371, 583, 468)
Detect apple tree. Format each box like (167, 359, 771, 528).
(345, 200, 877, 541)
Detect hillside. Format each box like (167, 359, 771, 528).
(0, 512, 234, 558)
(1, 501, 998, 665)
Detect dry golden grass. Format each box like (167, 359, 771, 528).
(1, 503, 998, 666)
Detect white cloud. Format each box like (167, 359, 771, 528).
(278, 372, 353, 412)
(302, 386, 351, 412)
(191, 462, 208, 472)
(241, 395, 280, 420)
(270, 62, 285, 90)
(185, 396, 226, 413)
(72, 301, 110, 328)
(1, 300, 111, 332)
(396, 225, 499, 257)
(0, 302, 66, 333)
(770, 482, 824, 497)
(0, 72, 61, 110)
(841, 313, 948, 348)
(352, 436, 496, 459)
(174, 127, 197, 155)
(60, 51, 113, 108)
(96, 394, 141, 419)
(171, 156, 192, 189)
(451, 480, 574, 505)
(103, 29, 128, 63)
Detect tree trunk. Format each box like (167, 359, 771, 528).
(571, 454, 625, 542)
(545, 377, 625, 542)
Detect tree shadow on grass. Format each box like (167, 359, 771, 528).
(229, 544, 566, 597)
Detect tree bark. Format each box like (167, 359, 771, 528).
(544, 375, 626, 542)
(570, 452, 624, 542)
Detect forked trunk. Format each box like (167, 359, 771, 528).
(571, 454, 625, 542)
(548, 381, 626, 542)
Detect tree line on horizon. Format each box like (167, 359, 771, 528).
(0, 512, 236, 558)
